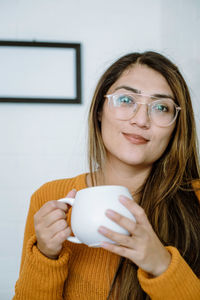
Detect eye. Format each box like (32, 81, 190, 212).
(116, 94, 134, 105)
(152, 102, 169, 112)
(157, 104, 168, 111)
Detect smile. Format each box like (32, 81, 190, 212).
(122, 133, 150, 145)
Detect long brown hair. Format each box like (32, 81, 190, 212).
(88, 51, 200, 299)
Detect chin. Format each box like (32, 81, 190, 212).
(119, 156, 148, 167)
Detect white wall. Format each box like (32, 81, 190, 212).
(161, 0, 200, 134)
(0, 0, 199, 299)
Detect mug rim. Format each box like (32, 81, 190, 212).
(77, 185, 130, 197)
(79, 185, 129, 193)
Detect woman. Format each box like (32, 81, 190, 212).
(14, 51, 200, 299)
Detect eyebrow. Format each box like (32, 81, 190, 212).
(114, 85, 175, 100)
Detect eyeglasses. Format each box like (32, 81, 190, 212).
(105, 92, 181, 127)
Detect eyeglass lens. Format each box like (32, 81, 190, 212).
(108, 93, 179, 126)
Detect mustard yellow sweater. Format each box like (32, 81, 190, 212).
(13, 174, 200, 299)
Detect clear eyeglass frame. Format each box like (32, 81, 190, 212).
(104, 92, 181, 127)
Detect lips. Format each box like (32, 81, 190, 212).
(122, 133, 150, 144)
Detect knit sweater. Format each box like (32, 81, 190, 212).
(13, 173, 200, 300)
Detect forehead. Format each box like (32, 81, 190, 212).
(108, 64, 174, 97)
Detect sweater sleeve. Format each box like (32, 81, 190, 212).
(13, 182, 72, 300)
(137, 246, 200, 300)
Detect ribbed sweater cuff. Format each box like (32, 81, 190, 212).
(15, 235, 71, 299)
(137, 246, 200, 300)
(30, 235, 71, 269)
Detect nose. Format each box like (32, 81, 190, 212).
(129, 103, 150, 128)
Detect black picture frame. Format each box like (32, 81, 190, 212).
(0, 40, 81, 104)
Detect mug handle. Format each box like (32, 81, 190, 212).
(58, 197, 82, 244)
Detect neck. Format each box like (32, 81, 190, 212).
(95, 157, 152, 199)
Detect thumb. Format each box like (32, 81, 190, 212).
(66, 188, 77, 198)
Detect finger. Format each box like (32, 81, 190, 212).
(36, 189, 76, 220)
(38, 226, 71, 259)
(119, 196, 149, 226)
(100, 241, 137, 260)
(105, 209, 137, 236)
(36, 200, 68, 219)
(51, 226, 72, 244)
(66, 189, 77, 199)
(57, 189, 77, 208)
(50, 219, 69, 238)
(35, 219, 69, 248)
(43, 208, 67, 228)
(98, 226, 135, 249)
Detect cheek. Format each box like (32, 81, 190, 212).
(101, 112, 121, 149)
(151, 128, 174, 156)
(101, 117, 117, 142)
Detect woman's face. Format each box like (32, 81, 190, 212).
(100, 64, 176, 169)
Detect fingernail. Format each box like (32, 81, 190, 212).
(100, 242, 109, 248)
(105, 209, 115, 217)
(119, 195, 128, 203)
(98, 226, 108, 234)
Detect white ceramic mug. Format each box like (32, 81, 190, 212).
(58, 185, 135, 247)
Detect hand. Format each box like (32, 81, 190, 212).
(98, 195, 171, 277)
(34, 189, 76, 259)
